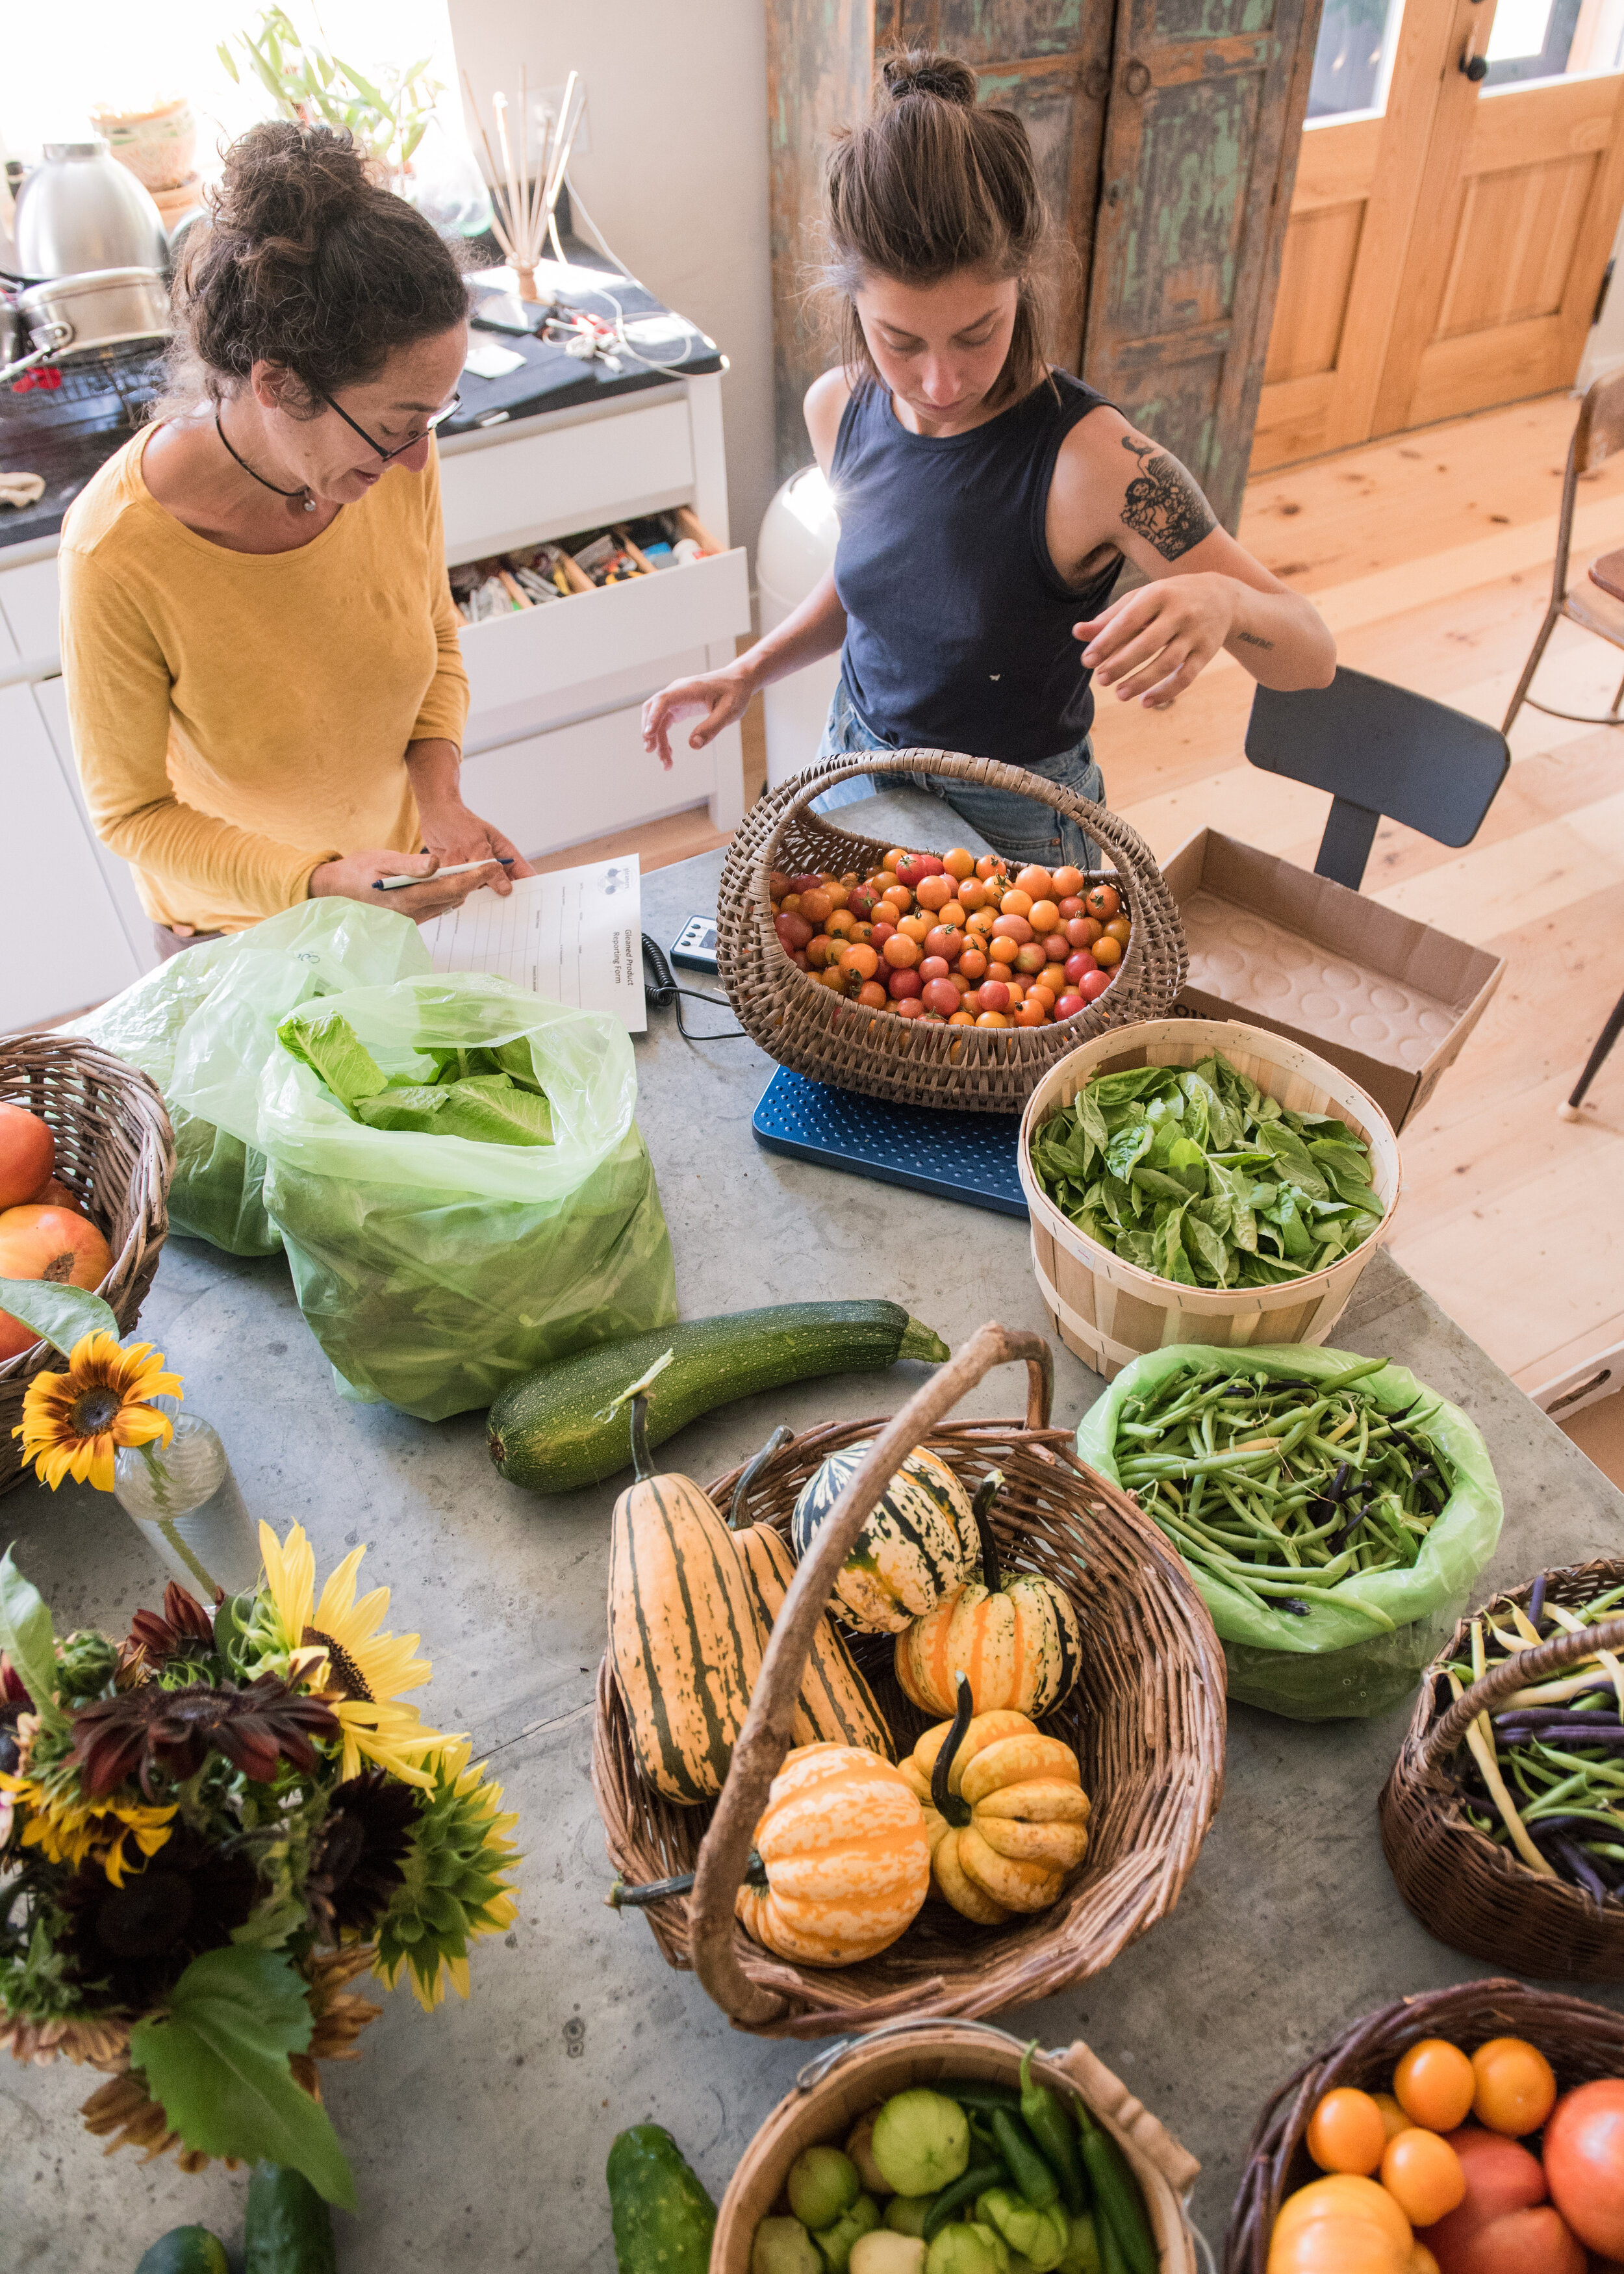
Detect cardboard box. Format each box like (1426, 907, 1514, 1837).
(1160, 828, 1505, 1132)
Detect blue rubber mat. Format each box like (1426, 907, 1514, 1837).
(752, 1065, 1028, 1218)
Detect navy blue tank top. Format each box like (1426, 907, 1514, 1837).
(831, 369, 1121, 766)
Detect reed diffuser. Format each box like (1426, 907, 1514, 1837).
(463, 67, 585, 302)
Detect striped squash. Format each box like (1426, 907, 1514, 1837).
(608, 1466, 763, 1806)
(736, 1742, 931, 1966)
(733, 1521, 894, 1759)
(791, 1444, 978, 1635)
(900, 1687, 1091, 1923)
(894, 1472, 1083, 1718)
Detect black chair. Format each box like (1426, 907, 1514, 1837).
(1245, 665, 1510, 890)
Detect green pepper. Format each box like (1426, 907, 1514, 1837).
(1019, 2044, 1088, 2216)
(923, 2162, 1008, 2242)
(1071, 2102, 1154, 2274)
(989, 2109, 1058, 2210)
(945, 2082, 1027, 2115)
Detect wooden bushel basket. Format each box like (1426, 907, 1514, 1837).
(1379, 1559, 1624, 1979)
(1224, 1977, 1624, 2271)
(715, 750, 1189, 1112)
(591, 1322, 1227, 2036)
(0, 1035, 173, 1496)
(1018, 1017, 1402, 1381)
(713, 2017, 1207, 2273)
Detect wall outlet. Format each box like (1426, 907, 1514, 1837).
(527, 84, 590, 166)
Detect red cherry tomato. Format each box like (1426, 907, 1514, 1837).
(776, 913, 813, 951)
(1079, 969, 1112, 1003)
(1041, 933, 1071, 962)
(978, 980, 1011, 1014)
(921, 978, 960, 1017)
(1054, 991, 1085, 1020)
(1056, 897, 1084, 921)
(1543, 2080, 1624, 2255)
(919, 957, 951, 984)
(1456, 2208, 1583, 2274)
(887, 969, 923, 999)
(1064, 951, 1098, 984)
(924, 925, 965, 962)
(895, 996, 926, 1017)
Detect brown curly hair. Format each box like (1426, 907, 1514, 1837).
(822, 50, 1062, 410)
(155, 121, 468, 418)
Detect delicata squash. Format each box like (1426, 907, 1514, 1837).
(791, 1442, 979, 1635)
(901, 1676, 1091, 1924)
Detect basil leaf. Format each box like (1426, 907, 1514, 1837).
(1106, 1114, 1154, 1182)
(1184, 1211, 1233, 1285)
(131, 1947, 356, 2209)
(0, 1279, 120, 1359)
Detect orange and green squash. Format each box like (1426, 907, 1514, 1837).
(894, 1472, 1082, 1719)
(900, 1676, 1091, 1924)
(735, 1742, 931, 1965)
(791, 1442, 978, 1635)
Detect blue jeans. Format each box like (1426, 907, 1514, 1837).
(811, 681, 1108, 871)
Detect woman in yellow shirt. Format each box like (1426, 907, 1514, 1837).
(59, 121, 531, 953)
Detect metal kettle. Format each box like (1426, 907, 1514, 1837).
(11, 139, 168, 281)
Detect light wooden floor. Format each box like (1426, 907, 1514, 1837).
(581, 394, 1624, 1416)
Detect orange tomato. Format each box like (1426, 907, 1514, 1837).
(976, 1010, 1010, 1028)
(798, 888, 833, 924)
(1093, 936, 1122, 969)
(1029, 984, 1057, 1011)
(1471, 2039, 1556, 2138)
(992, 913, 1035, 944)
(958, 947, 989, 980)
(948, 1010, 975, 1026)
(939, 902, 967, 930)
(989, 938, 1019, 966)
(974, 854, 1001, 880)
(1015, 1001, 1047, 1027)
(915, 874, 955, 912)
(1382, 2131, 1467, 2227)
(883, 934, 922, 969)
(1395, 2041, 1476, 2135)
(943, 848, 976, 881)
(882, 884, 913, 913)
(1051, 865, 1085, 898)
(1015, 864, 1054, 901)
(1105, 915, 1132, 944)
(899, 914, 932, 943)
(806, 936, 835, 968)
(856, 979, 888, 1008)
(847, 921, 875, 947)
(1040, 964, 1068, 993)
(1028, 899, 1061, 934)
(957, 878, 988, 912)
(819, 967, 844, 991)
(1268, 2225, 1407, 2274)
(1085, 883, 1120, 919)
(1276, 2177, 1412, 2252)
(826, 910, 856, 938)
(1000, 888, 1034, 918)
(1543, 2078, 1624, 2255)
(1307, 2089, 1388, 2177)
(1375, 2095, 1410, 2144)
(840, 942, 880, 980)
(826, 882, 850, 908)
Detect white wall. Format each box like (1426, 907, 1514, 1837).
(447, 0, 777, 581)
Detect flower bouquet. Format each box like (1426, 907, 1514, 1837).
(0, 1521, 520, 2205)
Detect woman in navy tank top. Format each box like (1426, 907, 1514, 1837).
(644, 51, 1334, 869)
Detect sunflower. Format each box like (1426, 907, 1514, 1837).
(0, 1772, 176, 1885)
(307, 1770, 417, 1939)
(14, 1335, 181, 1492)
(57, 1826, 259, 2011)
(373, 1740, 520, 2011)
(256, 1523, 443, 1787)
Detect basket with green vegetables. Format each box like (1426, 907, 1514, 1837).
(1027, 1050, 1386, 1289)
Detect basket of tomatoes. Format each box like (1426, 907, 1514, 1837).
(0, 1034, 173, 1495)
(1224, 1976, 1624, 2273)
(715, 750, 1187, 1112)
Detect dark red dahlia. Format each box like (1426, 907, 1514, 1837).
(70, 1675, 340, 1800)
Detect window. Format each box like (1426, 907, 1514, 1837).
(1305, 0, 1406, 124)
(1484, 0, 1624, 86)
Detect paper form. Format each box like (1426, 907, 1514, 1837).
(418, 856, 646, 1032)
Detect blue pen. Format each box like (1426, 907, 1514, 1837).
(374, 858, 515, 891)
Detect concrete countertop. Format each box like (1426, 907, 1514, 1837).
(6, 847, 1623, 2270)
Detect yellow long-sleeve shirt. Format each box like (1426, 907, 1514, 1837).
(58, 425, 470, 933)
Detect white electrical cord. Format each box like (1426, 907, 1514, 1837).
(553, 174, 709, 380)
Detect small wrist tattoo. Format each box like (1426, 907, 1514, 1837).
(1235, 630, 1275, 650)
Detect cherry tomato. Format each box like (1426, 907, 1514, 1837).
(1307, 2089, 1388, 2177)
(1056, 896, 1084, 921)
(1015, 944, 1047, 975)
(883, 934, 922, 969)
(975, 1010, 1010, 1028)
(1029, 984, 1057, 1010)
(776, 912, 813, 951)
(768, 870, 793, 899)
(806, 936, 834, 969)
(1039, 964, 1068, 993)
(978, 980, 1011, 1014)
(924, 926, 964, 963)
(1080, 969, 1112, 1003)
(943, 848, 975, 881)
(1452, 2208, 1583, 2274)
(1471, 2039, 1556, 2138)
(915, 874, 954, 912)
(1105, 915, 1132, 944)
(1373, 2094, 1408, 2143)
(1085, 883, 1120, 919)
(884, 848, 910, 873)
(992, 913, 1034, 944)
(922, 978, 960, 1017)
(1050, 865, 1085, 898)
(789, 871, 823, 895)
(798, 888, 833, 924)
(1000, 888, 1034, 919)
(948, 1009, 975, 1026)
(1543, 2078, 1624, 2255)
(895, 996, 925, 1018)
(1093, 936, 1122, 969)
(1028, 899, 1061, 936)
(1054, 991, 1085, 1020)
(888, 969, 922, 999)
(957, 877, 987, 912)
(960, 990, 982, 1014)
(1065, 951, 1098, 984)
(919, 956, 951, 983)
(840, 942, 880, 980)
(818, 967, 844, 991)
(974, 855, 1001, 880)
(1065, 915, 1104, 949)
(1410, 2252, 1440, 2274)
(958, 948, 989, 980)
(1015, 864, 1054, 900)
(882, 883, 913, 913)
(939, 902, 967, 930)
(856, 979, 887, 1008)
(1395, 2041, 1477, 2134)
(1040, 932, 1071, 962)
(1382, 2130, 1465, 2227)
(898, 914, 930, 943)
(826, 910, 856, 939)
(826, 881, 850, 909)
(847, 889, 878, 921)
(989, 938, 1019, 966)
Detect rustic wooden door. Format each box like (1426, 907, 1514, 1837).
(1255, 0, 1624, 470)
(1080, 0, 1323, 533)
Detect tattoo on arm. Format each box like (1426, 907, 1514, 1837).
(1118, 434, 1218, 561)
(1235, 629, 1275, 650)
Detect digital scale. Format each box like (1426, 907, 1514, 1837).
(670, 913, 718, 971)
(751, 1065, 1028, 1219)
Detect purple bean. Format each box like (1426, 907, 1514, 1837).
(1553, 1834, 1614, 1908)
(1529, 1573, 1547, 1627)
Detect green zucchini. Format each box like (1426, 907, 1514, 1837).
(134, 2232, 231, 2274)
(607, 2124, 716, 2274)
(244, 2162, 336, 2274)
(487, 1301, 950, 1495)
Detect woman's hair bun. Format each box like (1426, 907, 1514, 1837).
(880, 49, 979, 109)
(210, 121, 372, 279)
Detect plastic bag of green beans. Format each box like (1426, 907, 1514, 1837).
(1076, 1342, 1503, 1720)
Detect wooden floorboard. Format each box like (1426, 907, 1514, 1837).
(565, 387, 1624, 1453)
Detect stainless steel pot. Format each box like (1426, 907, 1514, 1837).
(12, 140, 168, 279)
(0, 267, 171, 384)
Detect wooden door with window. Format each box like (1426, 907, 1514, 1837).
(1254, 0, 1624, 468)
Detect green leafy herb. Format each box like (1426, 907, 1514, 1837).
(0, 1278, 120, 1357)
(130, 1946, 356, 2209)
(1030, 1052, 1384, 1290)
(276, 1010, 388, 1108)
(276, 1019, 553, 1147)
(355, 1079, 553, 1147)
(0, 1546, 68, 1732)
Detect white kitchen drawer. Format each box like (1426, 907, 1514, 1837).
(463, 701, 744, 862)
(0, 681, 140, 1029)
(459, 546, 750, 748)
(438, 396, 696, 567)
(32, 676, 160, 977)
(0, 555, 62, 669)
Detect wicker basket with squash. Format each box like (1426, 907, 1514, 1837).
(592, 1320, 1226, 2036)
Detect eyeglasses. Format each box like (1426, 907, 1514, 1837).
(321, 390, 463, 462)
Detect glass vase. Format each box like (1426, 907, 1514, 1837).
(113, 1399, 260, 1600)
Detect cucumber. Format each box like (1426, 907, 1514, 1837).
(134, 2232, 231, 2274)
(607, 2124, 715, 2274)
(487, 1300, 950, 1495)
(244, 2162, 335, 2274)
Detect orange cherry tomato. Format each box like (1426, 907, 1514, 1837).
(1051, 865, 1085, 898)
(958, 948, 989, 981)
(798, 887, 833, 924)
(847, 920, 874, 946)
(806, 935, 835, 969)
(1373, 2094, 1408, 2144)
(1000, 888, 1034, 919)
(915, 874, 954, 912)
(1028, 899, 1061, 935)
(948, 1009, 975, 1026)
(899, 913, 932, 943)
(956, 878, 987, 912)
(1015, 1001, 1047, 1027)
(1471, 2039, 1557, 2138)
(976, 1010, 1010, 1028)
(894, 997, 925, 1018)
(967, 908, 997, 938)
(883, 934, 922, 969)
(1085, 883, 1120, 919)
(1029, 984, 1057, 1011)
(882, 884, 913, 913)
(856, 979, 888, 1008)
(974, 855, 1001, 880)
(825, 909, 856, 938)
(1394, 2040, 1477, 2135)
(1380, 2130, 1466, 2227)
(1105, 915, 1132, 944)
(840, 942, 880, 981)
(943, 847, 976, 881)
(1015, 864, 1054, 901)
(1040, 964, 1068, 993)
(1093, 936, 1122, 969)
(1275, 2176, 1412, 2253)
(939, 901, 967, 930)
(1307, 2089, 1388, 2177)
(826, 881, 850, 908)
(820, 967, 845, 991)
(989, 938, 1019, 966)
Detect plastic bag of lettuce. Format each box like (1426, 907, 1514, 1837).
(79, 901, 677, 1420)
(1076, 1343, 1503, 1720)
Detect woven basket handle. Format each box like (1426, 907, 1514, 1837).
(689, 1320, 1055, 2026)
(1420, 1614, 1624, 1772)
(1054, 2039, 1202, 2197)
